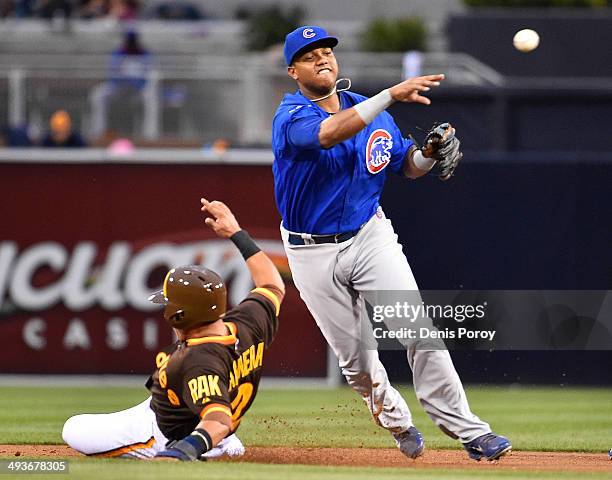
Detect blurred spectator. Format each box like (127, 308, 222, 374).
(15, 0, 35, 16)
(36, 0, 73, 20)
(0, 0, 14, 17)
(212, 138, 229, 154)
(78, 0, 108, 19)
(41, 110, 87, 147)
(151, 1, 203, 20)
(108, 137, 134, 155)
(0, 0, 34, 17)
(3, 0, 142, 19)
(89, 30, 152, 138)
(109, 0, 138, 21)
(77, 0, 141, 20)
(2, 124, 34, 147)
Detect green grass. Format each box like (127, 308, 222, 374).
(244, 386, 612, 452)
(0, 385, 610, 452)
(1, 385, 611, 479)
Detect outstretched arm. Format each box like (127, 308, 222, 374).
(318, 74, 445, 148)
(402, 122, 463, 181)
(200, 198, 285, 297)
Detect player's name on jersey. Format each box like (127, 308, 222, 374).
(373, 327, 496, 342)
(229, 341, 264, 391)
(188, 374, 222, 404)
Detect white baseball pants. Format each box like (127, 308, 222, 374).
(62, 397, 245, 459)
(281, 209, 491, 442)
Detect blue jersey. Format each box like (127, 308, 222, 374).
(272, 90, 413, 235)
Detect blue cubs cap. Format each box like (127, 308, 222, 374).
(284, 26, 339, 65)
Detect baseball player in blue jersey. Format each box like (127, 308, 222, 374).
(272, 26, 511, 461)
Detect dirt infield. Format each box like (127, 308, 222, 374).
(0, 445, 610, 473)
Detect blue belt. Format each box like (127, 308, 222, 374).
(288, 228, 361, 246)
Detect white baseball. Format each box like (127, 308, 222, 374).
(513, 29, 540, 53)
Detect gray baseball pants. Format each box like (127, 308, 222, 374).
(281, 209, 491, 442)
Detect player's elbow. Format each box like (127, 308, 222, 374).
(261, 283, 286, 310)
(318, 131, 336, 149)
(319, 113, 364, 148)
(261, 257, 286, 299)
(402, 161, 418, 179)
(273, 276, 286, 299)
(258, 270, 285, 299)
(318, 120, 341, 149)
(276, 282, 286, 306)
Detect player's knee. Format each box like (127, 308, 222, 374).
(342, 369, 374, 395)
(340, 362, 370, 381)
(62, 415, 88, 452)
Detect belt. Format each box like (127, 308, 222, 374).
(288, 228, 361, 246)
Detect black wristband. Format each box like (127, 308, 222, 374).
(169, 428, 212, 461)
(191, 428, 212, 452)
(230, 230, 261, 260)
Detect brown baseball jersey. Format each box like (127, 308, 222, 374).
(146, 287, 280, 441)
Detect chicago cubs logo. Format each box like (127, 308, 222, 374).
(366, 129, 393, 174)
(302, 28, 316, 38)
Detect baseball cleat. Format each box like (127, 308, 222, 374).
(393, 426, 425, 459)
(463, 433, 512, 461)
